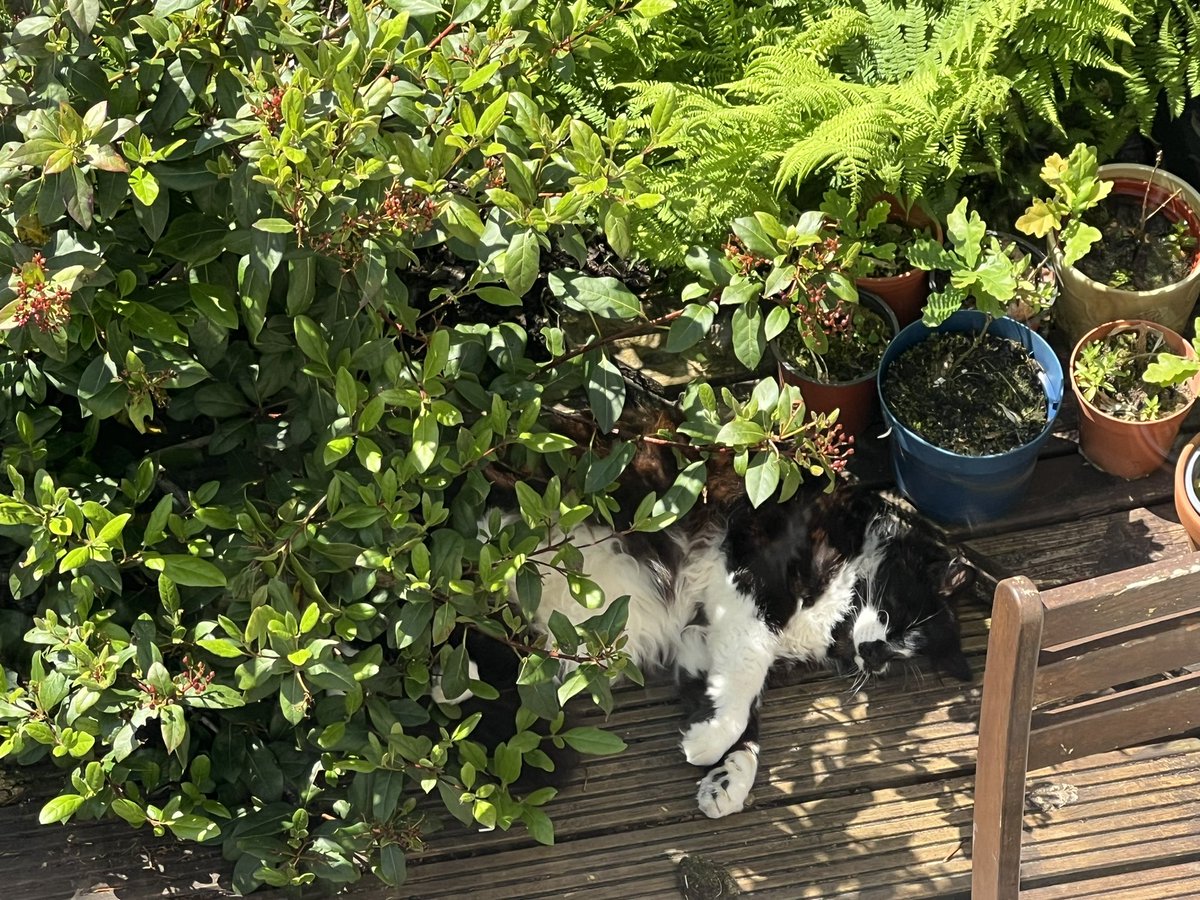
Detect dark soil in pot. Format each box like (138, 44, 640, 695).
(1076, 193, 1198, 291)
(881, 330, 1049, 455)
(775, 300, 892, 383)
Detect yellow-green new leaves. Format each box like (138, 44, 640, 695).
(1017, 144, 1113, 267)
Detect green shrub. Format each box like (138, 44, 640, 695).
(0, 0, 840, 891)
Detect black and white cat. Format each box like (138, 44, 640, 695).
(457, 482, 975, 819)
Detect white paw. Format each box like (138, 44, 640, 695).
(430, 659, 479, 705)
(697, 747, 759, 818)
(681, 717, 743, 767)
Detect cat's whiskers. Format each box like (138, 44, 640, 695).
(904, 609, 942, 632)
(899, 659, 925, 692)
(847, 667, 872, 697)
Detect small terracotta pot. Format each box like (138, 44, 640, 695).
(1174, 433, 1200, 551)
(1071, 320, 1200, 480)
(774, 292, 899, 440)
(856, 198, 943, 328)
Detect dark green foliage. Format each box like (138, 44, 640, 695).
(0, 0, 839, 891)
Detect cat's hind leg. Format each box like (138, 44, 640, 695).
(696, 707, 760, 818)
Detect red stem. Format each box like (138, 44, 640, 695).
(427, 21, 457, 50)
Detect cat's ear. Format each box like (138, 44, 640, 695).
(937, 554, 976, 601)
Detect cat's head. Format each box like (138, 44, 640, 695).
(831, 514, 977, 682)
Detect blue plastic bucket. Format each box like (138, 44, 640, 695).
(877, 310, 1064, 524)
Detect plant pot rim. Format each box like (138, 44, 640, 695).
(1050, 165, 1200, 295)
(1069, 318, 1200, 427)
(879, 310, 1062, 460)
(771, 290, 899, 387)
(857, 265, 927, 289)
(988, 229, 1047, 253)
(1185, 438, 1200, 516)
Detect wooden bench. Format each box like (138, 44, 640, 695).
(973, 553, 1200, 899)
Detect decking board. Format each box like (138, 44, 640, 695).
(1022, 861, 1200, 899)
(398, 742, 1200, 899)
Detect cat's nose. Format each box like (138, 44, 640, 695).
(858, 640, 893, 672)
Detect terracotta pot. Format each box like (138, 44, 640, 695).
(1050, 163, 1200, 346)
(1071, 320, 1200, 480)
(774, 291, 899, 440)
(856, 198, 943, 328)
(1174, 433, 1200, 551)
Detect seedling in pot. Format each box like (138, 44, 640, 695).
(820, 191, 928, 279)
(683, 210, 861, 375)
(1073, 318, 1200, 422)
(1018, 145, 1198, 291)
(909, 199, 1055, 328)
(774, 298, 892, 384)
(882, 200, 1056, 459)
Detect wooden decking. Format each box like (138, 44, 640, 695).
(3, 396, 1200, 899)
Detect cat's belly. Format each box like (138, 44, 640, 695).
(522, 524, 698, 672)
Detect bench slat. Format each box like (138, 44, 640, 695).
(1034, 608, 1200, 705)
(1039, 558, 1200, 645)
(1028, 671, 1200, 769)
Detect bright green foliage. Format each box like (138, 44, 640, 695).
(0, 0, 840, 892)
(912, 198, 1055, 326)
(1144, 317, 1200, 388)
(819, 190, 916, 278)
(678, 209, 873, 386)
(1016, 144, 1113, 267)
(675, 378, 846, 508)
(620, 0, 1199, 259)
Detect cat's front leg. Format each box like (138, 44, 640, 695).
(679, 614, 775, 767)
(696, 708, 761, 818)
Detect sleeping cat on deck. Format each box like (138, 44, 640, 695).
(460, 482, 976, 818)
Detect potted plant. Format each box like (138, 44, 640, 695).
(772, 289, 899, 439)
(693, 210, 897, 439)
(1175, 432, 1200, 550)
(821, 190, 943, 327)
(876, 200, 1065, 524)
(1016, 144, 1200, 344)
(1070, 318, 1200, 480)
(909, 199, 1058, 330)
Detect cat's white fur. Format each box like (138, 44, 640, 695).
(530, 521, 871, 672)
(697, 743, 759, 818)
